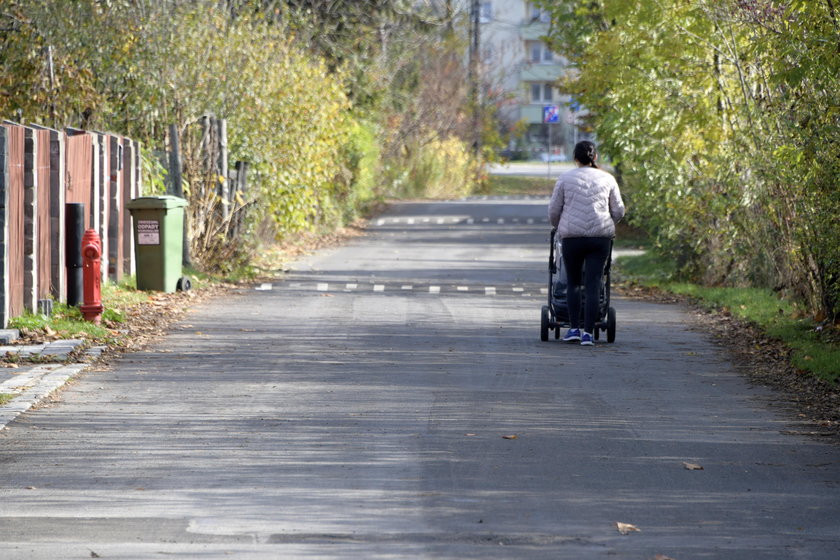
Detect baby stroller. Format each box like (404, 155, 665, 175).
(540, 228, 616, 342)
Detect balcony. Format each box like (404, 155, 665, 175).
(520, 21, 549, 41)
(521, 63, 565, 83)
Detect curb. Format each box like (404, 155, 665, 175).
(0, 362, 89, 431)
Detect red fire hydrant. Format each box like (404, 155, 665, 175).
(80, 229, 104, 324)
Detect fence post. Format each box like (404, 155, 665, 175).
(23, 127, 37, 313)
(0, 127, 9, 328)
(108, 135, 122, 282)
(96, 134, 109, 284)
(168, 123, 182, 197)
(218, 118, 228, 222)
(231, 160, 248, 238)
(122, 139, 135, 277)
(132, 139, 142, 275)
(168, 124, 190, 267)
(89, 134, 98, 232)
(50, 130, 65, 301)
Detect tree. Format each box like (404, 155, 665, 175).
(534, 0, 840, 320)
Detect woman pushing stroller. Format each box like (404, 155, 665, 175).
(548, 141, 625, 346)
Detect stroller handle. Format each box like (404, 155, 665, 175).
(549, 229, 557, 274)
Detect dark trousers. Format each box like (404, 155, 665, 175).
(561, 237, 611, 333)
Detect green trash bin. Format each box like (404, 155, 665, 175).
(126, 195, 190, 293)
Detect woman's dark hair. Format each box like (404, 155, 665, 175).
(573, 141, 599, 168)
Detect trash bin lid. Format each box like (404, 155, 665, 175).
(126, 195, 188, 210)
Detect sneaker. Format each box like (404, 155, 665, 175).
(580, 332, 594, 346)
(562, 328, 581, 342)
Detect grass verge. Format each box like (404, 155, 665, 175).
(8, 277, 154, 345)
(617, 251, 840, 385)
(479, 174, 555, 196)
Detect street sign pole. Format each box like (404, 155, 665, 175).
(547, 122, 551, 180)
(543, 105, 560, 180)
(569, 99, 581, 149)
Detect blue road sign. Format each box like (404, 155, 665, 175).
(543, 105, 560, 123)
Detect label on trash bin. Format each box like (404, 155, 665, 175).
(137, 220, 160, 245)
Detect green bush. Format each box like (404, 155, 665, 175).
(383, 135, 478, 200)
(535, 0, 840, 321)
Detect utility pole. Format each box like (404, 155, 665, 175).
(469, 0, 481, 156)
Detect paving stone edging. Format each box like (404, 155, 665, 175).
(1, 335, 104, 431)
(0, 362, 89, 430)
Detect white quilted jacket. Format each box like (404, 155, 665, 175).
(548, 166, 625, 238)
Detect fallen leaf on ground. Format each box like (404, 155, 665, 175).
(683, 462, 704, 470)
(501, 434, 518, 440)
(465, 433, 477, 437)
(653, 555, 677, 560)
(616, 522, 640, 535)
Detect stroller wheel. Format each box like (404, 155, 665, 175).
(540, 306, 550, 342)
(607, 307, 617, 343)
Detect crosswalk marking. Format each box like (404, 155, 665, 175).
(274, 282, 544, 297)
(370, 216, 550, 227)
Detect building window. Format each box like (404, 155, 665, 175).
(530, 83, 554, 104)
(480, 2, 492, 23)
(528, 5, 551, 23)
(529, 41, 554, 64)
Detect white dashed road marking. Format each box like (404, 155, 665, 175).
(275, 282, 542, 298)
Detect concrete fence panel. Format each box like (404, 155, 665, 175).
(0, 123, 140, 326)
(2, 124, 25, 322)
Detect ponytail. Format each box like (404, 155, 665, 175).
(573, 141, 599, 168)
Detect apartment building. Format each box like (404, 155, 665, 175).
(477, 0, 584, 160)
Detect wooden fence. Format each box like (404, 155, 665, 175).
(0, 122, 141, 328)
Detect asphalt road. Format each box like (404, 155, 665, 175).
(1, 196, 839, 559)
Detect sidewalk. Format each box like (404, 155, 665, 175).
(0, 331, 105, 430)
